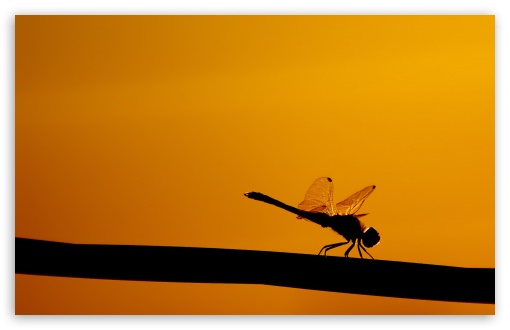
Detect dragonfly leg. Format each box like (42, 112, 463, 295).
(344, 241, 356, 258)
(359, 243, 375, 260)
(357, 240, 363, 259)
(318, 241, 349, 256)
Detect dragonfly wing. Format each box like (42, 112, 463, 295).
(297, 177, 337, 218)
(336, 185, 376, 215)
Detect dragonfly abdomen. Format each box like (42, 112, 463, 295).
(244, 192, 331, 228)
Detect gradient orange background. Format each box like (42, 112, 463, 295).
(15, 15, 494, 314)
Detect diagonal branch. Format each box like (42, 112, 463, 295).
(15, 237, 494, 304)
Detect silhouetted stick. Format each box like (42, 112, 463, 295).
(15, 237, 494, 304)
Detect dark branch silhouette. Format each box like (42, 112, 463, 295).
(15, 237, 494, 304)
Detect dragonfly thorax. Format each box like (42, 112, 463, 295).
(329, 214, 365, 241)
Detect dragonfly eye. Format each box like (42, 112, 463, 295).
(362, 227, 380, 248)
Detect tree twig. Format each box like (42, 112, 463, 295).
(15, 237, 494, 304)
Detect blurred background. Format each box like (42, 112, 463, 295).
(15, 15, 494, 314)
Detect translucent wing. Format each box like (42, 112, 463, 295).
(297, 177, 337, 218)
(336, 185, 376, 215)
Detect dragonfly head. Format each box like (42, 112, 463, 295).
(362, 227, 380, 248)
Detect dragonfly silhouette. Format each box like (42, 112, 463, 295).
(244, 177, 380, 259)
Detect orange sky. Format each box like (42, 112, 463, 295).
(15, 15, 494, 314)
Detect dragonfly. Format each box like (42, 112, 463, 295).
(244, 177, 380, 259)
